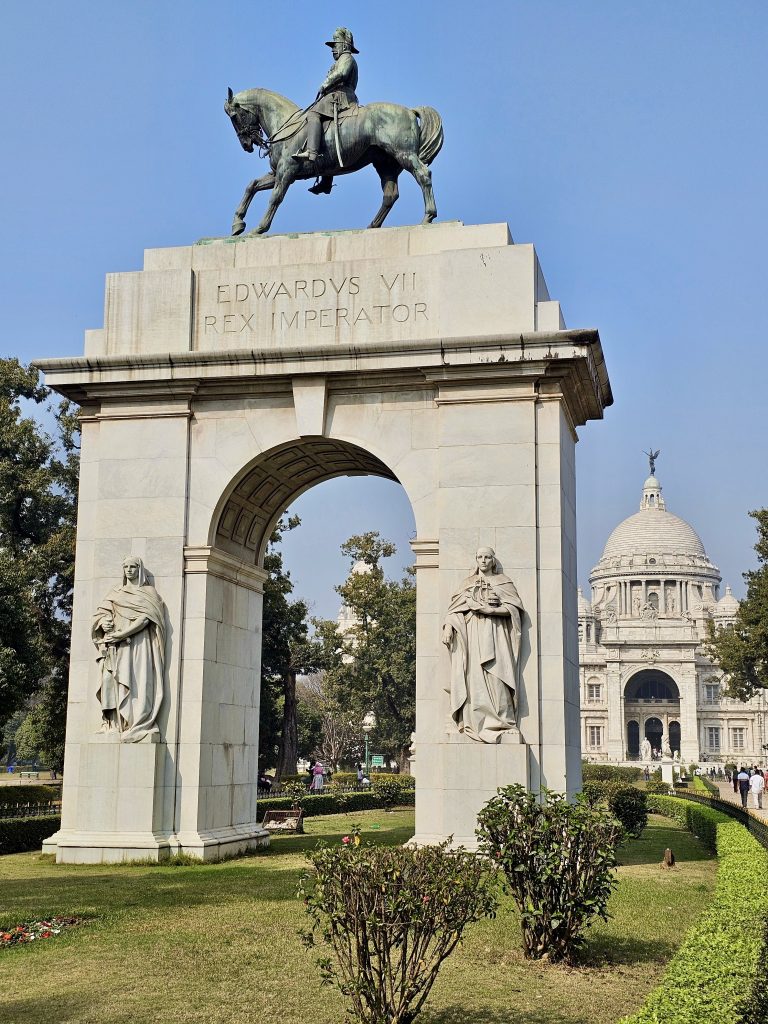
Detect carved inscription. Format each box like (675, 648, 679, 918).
(200, 269, 429, 337)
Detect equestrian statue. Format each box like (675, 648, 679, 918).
(225, 27, 444, 236)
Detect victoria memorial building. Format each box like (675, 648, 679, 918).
(579, 466, 766, 764)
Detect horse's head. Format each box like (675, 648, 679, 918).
(225, 87, 259, 153)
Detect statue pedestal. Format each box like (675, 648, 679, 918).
(660, 760, 676, 786)
(46, 736, 171, 863)
(412, 738, 530, 849)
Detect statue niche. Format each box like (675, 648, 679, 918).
(442, 547, 523, 743)
(92, 556, 167, 742)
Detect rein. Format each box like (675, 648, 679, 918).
(249, 101, 316, 156)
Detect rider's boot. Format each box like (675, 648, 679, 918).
(294, 114, 322, 162)
(309, 176, 334, 196)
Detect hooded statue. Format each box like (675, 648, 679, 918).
(442, 547, 523, 743)
(92, 556, 167, 742)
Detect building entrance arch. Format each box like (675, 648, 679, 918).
(626, 720, 640, 757)
(644, 716, 664, 753)
(40, 222, 611, 862)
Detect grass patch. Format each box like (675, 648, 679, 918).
(0, 811, 715, 1024)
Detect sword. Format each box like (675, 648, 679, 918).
(332, 94, 345, 168)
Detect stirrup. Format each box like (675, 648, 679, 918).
(293, 149, 317, 161)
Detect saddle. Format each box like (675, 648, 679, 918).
(270, 103, 360, 146)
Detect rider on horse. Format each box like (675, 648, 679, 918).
(294, 26, 359, 184)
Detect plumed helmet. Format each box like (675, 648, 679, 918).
(325, 27, 359, 54)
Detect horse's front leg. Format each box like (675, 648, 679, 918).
(232, 173, 276, 236)
(249, 167, 295, 235)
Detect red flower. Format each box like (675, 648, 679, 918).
(342, 836, 351, 845)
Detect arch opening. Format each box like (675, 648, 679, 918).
(669, 720, 681, 755)
(212, 438, 399, 565)
(627, 720, 640, 756)
(624, 670, 680, 703)
(645, 716, 663, 752)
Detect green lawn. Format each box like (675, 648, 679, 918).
(0, 811, 716, 1024)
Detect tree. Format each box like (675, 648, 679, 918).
(705, 509, 768, 700)
(0, 360, 78, 752)
(258, 516, 319, 778)
(319, 532, 416, 769)
(297, 670, 359, 768)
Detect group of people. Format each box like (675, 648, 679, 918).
(728, 766, 767, 810)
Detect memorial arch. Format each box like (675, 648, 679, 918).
(37, 222, 611, 862)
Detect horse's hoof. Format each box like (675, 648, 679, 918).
(421, 215, 437, 225)
(247, 227, 267, 237)
(231, 222, 245, 237)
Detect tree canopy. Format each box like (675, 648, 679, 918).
(317, 531, 416, 768)
(705, 509, 768, 700)
(0, 359, 78, 767)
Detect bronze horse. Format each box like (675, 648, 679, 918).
(225, 88, 444, 236)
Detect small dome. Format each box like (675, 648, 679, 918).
(644, 475, 660, 489)
(577, 587, 592, 616)
(715, 585, 739, 617)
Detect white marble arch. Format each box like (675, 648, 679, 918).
(38, 222, 611, 862)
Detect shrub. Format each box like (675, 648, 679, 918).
(476, 784, 624, 962)
(622, 798, 768, 1024)
(281, 781, 308, 809)
(0, 785, 59, 808)
(258, 790, 415, 820)
(370, 777, 406, 809)
(644, 778, 670, 795)
(583, 782, 648, 838)
(328, 772, 358, 787)
(299, 837, 496, 1024)
(0, 815, 60, 855)
(581, 763, 642, 784)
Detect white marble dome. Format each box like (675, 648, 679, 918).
(598, 472, 707, 561)
(600, 509, 707, 560)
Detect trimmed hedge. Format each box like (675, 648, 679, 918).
(0, 785, 60, 807)
(0, 814, 60, 856)
(581, 763, 642, 784)
(258, 789, 414, 819)
(621, 796, 768, 1023)
(583, 781, 647, 838)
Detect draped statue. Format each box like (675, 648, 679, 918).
(92, 557, 167, 742)
(441, 548, 524, 743)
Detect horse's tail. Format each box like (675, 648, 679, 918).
(413, 106, 444, 165)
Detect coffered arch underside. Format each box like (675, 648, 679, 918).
(213, 438, 398, 564)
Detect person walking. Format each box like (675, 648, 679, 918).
(749, 769, 765, 810)
(733, 769, 740, 794)
(737, 767, 751, 808)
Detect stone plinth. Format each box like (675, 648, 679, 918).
(415, 738, 529, 849)
(37, 222, 611, 860)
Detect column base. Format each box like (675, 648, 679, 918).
(46, 823, 271, 863)
(172, 824, 270, 862)
(51, 829, 174, 864)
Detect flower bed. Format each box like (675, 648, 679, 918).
(620, 795, 768, 1024)
(1, 916, 81, 948)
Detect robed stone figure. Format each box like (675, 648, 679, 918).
(442, 548, 523, 743)
(92, 556, 167, 742)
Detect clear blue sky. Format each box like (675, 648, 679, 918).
(1, 1, 766, 617)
